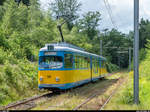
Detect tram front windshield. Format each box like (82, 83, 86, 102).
(39, 56, 63, 69)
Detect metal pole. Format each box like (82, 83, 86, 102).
(134, 0, 139, 104)
(57, 25, 64, 42)
(129, 47, 131, 72)
(100, 40, 103, 56)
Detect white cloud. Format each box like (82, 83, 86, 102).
(40, 0, 150, 34)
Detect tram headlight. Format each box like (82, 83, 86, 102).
(40, 76, 43, 81)
(56, 77, 60, 82)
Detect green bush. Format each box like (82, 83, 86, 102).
(0, 30, 10, 50)
(0, 48, 7, 64)
(106, 62, 119, 73)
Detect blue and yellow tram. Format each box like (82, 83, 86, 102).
(38, 43, 108, 90)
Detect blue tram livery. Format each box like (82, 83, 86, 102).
(38, 42, 108, 90)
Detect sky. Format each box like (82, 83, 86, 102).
(39, 0, 150, 34)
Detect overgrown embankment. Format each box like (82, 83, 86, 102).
(104, 42, 150, 110)
(0, 0, 56, 105)
(0, 61, 38, 105)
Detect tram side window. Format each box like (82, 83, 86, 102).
(101, 60, 106, 68)
(75, 55, 89, 69)
(75, 55, 81, 69)
(79, 56, 83, 68)
(82, 57, 86, 68)
(64, 54, 73, 68)
(87, 58, 90, 68)
(103, 61, 106, 68)
(95, 59, 98, 73)
(92, 58, 96, 72)
(75, 56, 78, 69)
(97, 60, 99, 72)
(101, 60, 103, 68)
(84, 57, 89, 68)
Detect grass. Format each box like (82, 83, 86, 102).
(104, 70, 150, 110)
(32, 72, 125, 110)
(103, 48, 150, 110)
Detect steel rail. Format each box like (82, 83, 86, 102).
(99, 77, 127, 110)
(72, 72, 123, 110)
(1, 91, 53, 110)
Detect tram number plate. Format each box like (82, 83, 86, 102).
(44, 52, 56, 55)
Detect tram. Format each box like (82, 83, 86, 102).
(38, 42, 107, 90)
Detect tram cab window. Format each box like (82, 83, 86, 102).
(64, 54, 73, 68)
(39, 56, 63, 69)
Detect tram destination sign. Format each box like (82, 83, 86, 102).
(44, 52, 56, 55)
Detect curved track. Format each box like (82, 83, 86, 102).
(1, 91, 55, 110)
(73, 75, 127, 110)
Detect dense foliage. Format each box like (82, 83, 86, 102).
(109, 40, 150, 109)
(0, 0, 56, 104)
(50, 0, 82, 30)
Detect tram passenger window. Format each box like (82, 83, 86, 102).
(75, 56, 78, 69)
(103, 61, 106, 68)
(82, 57, 85, 68)
(87, 58, 90, 68)
(101, 61, 104, 68)
(64, 54, 73, 68)
(92, 59, 95, 71)
(97, 60, 99, 72)
(78, 56, 81, 68)
(79, 56, 82, 68)
(81, 57, 83, 68)
(84, 57, 88, 68)
(75, 55, 89, 69)
(92, 59, 98, 73)
(95, 59, 98, 73)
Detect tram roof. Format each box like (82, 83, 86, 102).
(40, 42, 106, 60)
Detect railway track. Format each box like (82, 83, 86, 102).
(0, 91, 56, 110)
(73, 75, 127, 110)
(0, 72, 125, 110)
(99, 77, 127, 110)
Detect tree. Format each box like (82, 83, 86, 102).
(50, 0, 81, 30)
(14, 0, 30, 6)
(0, 0, 6, 5)
(97, 29, 132, 68)
(77, 11, 101, 40)
(139, 18, 150, 49)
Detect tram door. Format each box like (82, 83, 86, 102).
(91, 58, 99, 81)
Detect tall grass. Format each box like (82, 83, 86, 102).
(0, 58, 38, 105)
(104, 44, 150, 110)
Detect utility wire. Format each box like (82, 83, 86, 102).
(103, 0, 118, 29)
(106, 0, 122, 25)
(106, 0, 120, 29)
(103, 0, 115, 28)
